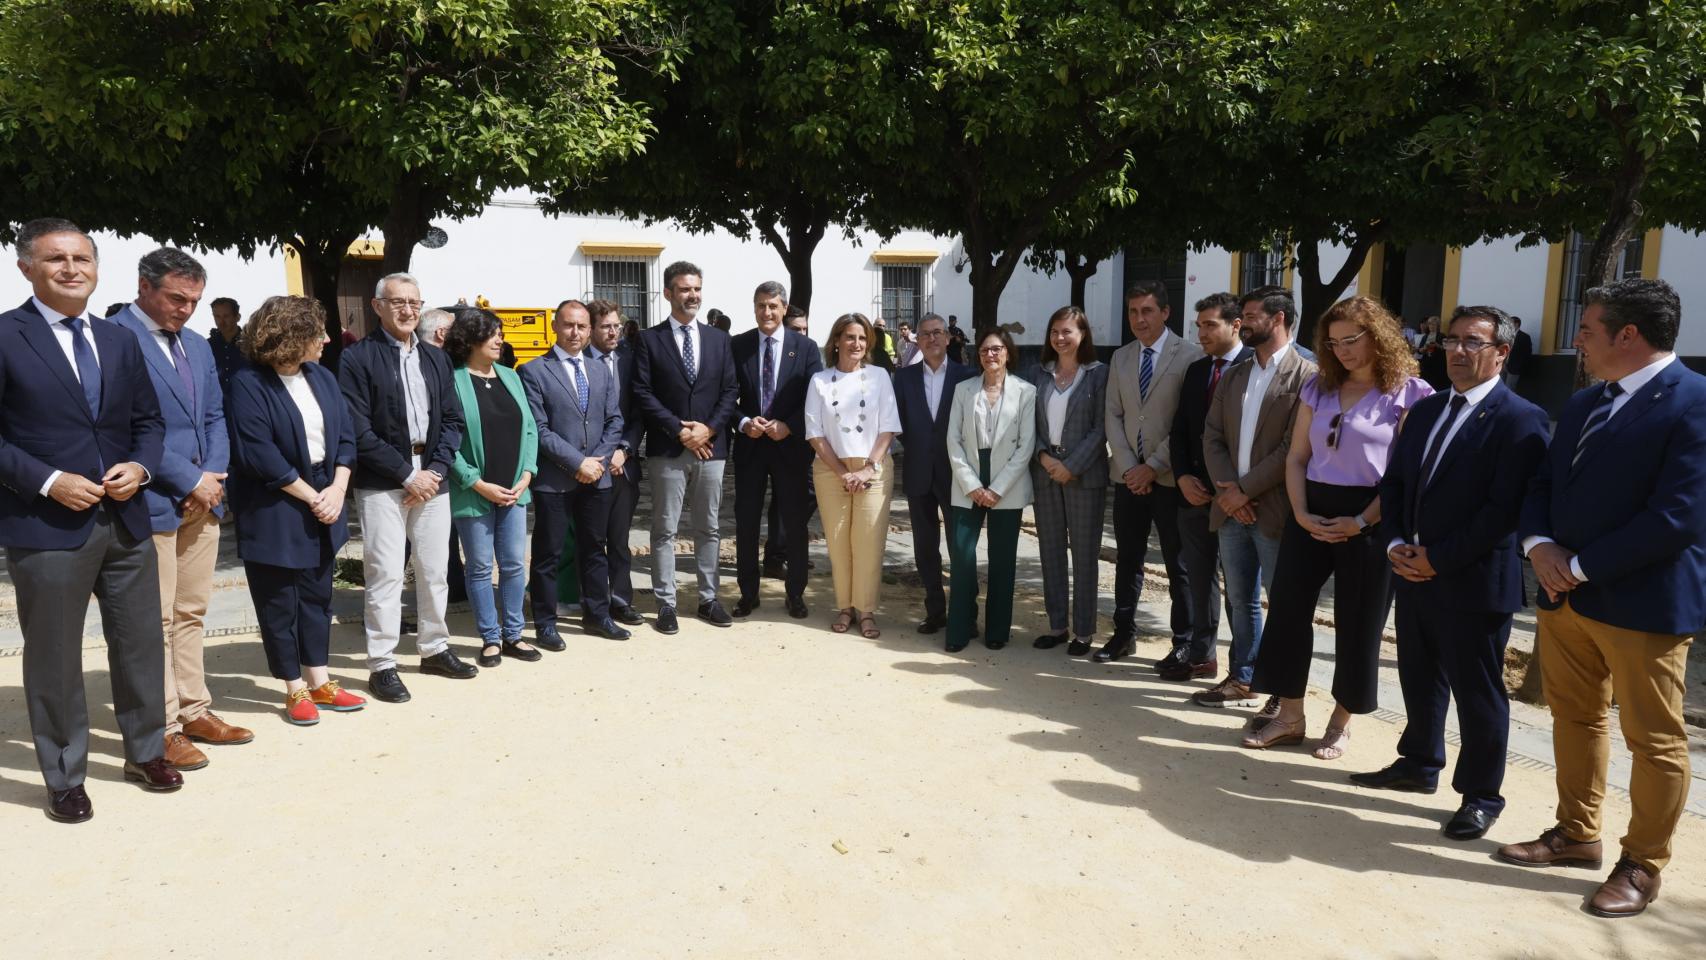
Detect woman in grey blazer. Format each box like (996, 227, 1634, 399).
(1029, 307, 1109, 655)
(945, 328, 1037, 652)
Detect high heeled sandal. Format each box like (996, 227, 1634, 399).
(1241, 714, 1306, 749)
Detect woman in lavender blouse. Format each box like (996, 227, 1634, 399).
(1242, 297, 1432, 759)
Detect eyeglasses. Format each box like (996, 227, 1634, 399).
(1440, 336, 1495, 353)
(378, 298, 424, 311)
(1325, 412, 1344, 449)
(980, 345, 1007, 355)
(1323, 330, 1369, 351)
(916, 329, 946, 339)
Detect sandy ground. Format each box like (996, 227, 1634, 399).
(1, 568, 1701, 960)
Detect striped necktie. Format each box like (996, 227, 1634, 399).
(1135, 346, 1155, 461)
(1572, 381, 1623, 469)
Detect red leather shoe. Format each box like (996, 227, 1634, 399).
(286, 688, 321, 726)
(310, 681, 366, 712)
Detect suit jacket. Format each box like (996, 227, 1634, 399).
(731, 327, 822, 462)
(520, 349, 623, 492)
(631, 319, 739, 459)
(225, 362, 356, 568)
(591, 342, 643, 479)
(1507, 331, 1534, 377)
(0, 300, 164, 549)
(1105, 331, 1203, 485)
(1201, 346, 1317, 536)
(449, 364, 540, 516)
(1519, 359, 1706, 634)
(336, 329, 465, 489)
(946, 375, 1037, 510)
(894, 358, 977, 501)
(1171, 349, 1253, 496)
(116, 305, 230, 532)
(1378, 381, 1550, 613)
(1029, 361, 1110, 488)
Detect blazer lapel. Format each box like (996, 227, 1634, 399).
(127, 314, 194, 418)
(16, 310, 95, 422)
(1249, 351, 1294, 440)
(1571, 367, 1675, 477)
(1424, 390, 1497, 493)
(539, 350, 575, 408)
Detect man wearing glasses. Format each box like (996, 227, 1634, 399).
(893, 313, 975, 633)
(338, 273, 475, 703)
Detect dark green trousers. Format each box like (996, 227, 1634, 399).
(947, 449, 1022, 647)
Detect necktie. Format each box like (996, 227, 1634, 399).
(1418, 395, 1468, 488)
(760, 336, 775, 415)
(62, 317, 102, 416)
(166, 331, 197, 411)
(1135, 346, 1155, 461)
(1573, 381, 1623, 469)
(602, 351, 617, 393)
(679, 324, 697, 383)
(1206, 357, 1226, 405)
(569, 356, 589, 412)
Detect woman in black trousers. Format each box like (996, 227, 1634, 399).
(227, 296, 364, 726)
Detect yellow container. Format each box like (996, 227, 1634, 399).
(492, 307, 553, 364)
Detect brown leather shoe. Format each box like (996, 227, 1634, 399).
(1495, 826, 1604, 868)
(163, 732, 209, 771)
(1587, 858, 1661, 918)
(182, 712, 255, 745)
(123, 757, 184, 792)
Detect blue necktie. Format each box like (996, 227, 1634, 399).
(679, 324, 697, 383)
(760, 336, 775, 415)
(1573, 381, 1623, 469)
(166, 331, 197, 412)
(569, 356, 589, 412)
(1135, 346, 1155, 460)
(62, 317, 102, 416)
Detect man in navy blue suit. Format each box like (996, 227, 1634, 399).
(586, 299, 646, 626)
(731, 281, 822, 620)
(114, 248, 254, 772)
(893, 312, 975, 633)
(1499, 278, 1706, 919)
(0, 218, 182, 822)
(1354, 305, 1549, 841)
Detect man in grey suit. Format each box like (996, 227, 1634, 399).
(1099, 281, 1205, 665)
(521, 300, 628, 642)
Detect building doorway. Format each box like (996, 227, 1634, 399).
(1378, 244, 1445, 330)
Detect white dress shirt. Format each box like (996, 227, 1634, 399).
(739, 329, 786, 432)
(921, 357, 949, 420)
(1236, 341, 1292, 478)
(126, 304, 182, 368)
(669, 316, 701, 371)
(1044, 365, 1084, 447)
(34, 297, 102, 497)
(804, 364, 902, 460)
(553, 344, 588, 399)
(1387, 374, 1500, 554)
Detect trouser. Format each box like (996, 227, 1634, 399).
(355, 486, 452, 671)
(152, 510, 219, 735)
(532, 485, 614, 625)
(1111, 483, 1190, 645)
(765, 471, 817, 566)
(1540, 598, 1693, 873)
(1216, 519, 1281, 685)
(649, 454, 725, 608)
(608, 465, 639, 608)
(1030, 466, 1105, 637)
(737, 444, 811, 603)
(1174, 501, 1222, 661)
(1394, 597, 1513, 815)
(456, 504, 528, 643)
(907, 482, 952, 621)
(947, 450, 1021, 647)
(246, 548, 335, 682)
(1250, 481, 1391, 714)
(447, 525, 467, 603)
(813, 456, 892, 612)
(9, 510, 166, 792)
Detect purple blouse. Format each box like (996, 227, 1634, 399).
(1299, 375, 1433, 487)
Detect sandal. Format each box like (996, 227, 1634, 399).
(1241, 714, 1306, 750)
(830, 609, 854, 634)
(859, 614, 881, 639)
(1312, 726, 1350, 761)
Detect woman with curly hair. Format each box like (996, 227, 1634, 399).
(1242, 296, 1432, 759)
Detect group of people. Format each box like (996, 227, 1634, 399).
(3, 216, 1699, 922)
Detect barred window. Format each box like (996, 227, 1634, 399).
(1555, 229, 1644, 352)
(880, 265, 924, 330)
(592, 259, 651, 328)
(1239, 242, 1286, 293)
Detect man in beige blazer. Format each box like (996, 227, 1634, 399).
(1099, 281, 1205, 664)
(1194, 287, 1317, 708)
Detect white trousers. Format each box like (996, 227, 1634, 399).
(356, 487, 452, 671)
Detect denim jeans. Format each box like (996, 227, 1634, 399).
(455, 504, 528, 644)
(1217, 520, 1281, 685)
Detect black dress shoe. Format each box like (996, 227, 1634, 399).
(786, 595, 809, 619)
(421, 649, 479, 679)
(1092, 635, 1136, 663)
(123, 758, 184, 792)
(734, 597, 759, 617)
(477, 644, 503, 668)
(1152, 646, 1189, 672)
(984, 634, 1009, 650)
(1347, 763, 1439, 794)
(611, 604, 646, 626)
(1033, 632, 1069, 649)
(763, 561, 786, 580)
(917, 613, 947, 634)
(655, 606, 679, 634)
(47, 785, 92, 823)
(945, 639, 970, 653)
(1158, 658, 1219, 681)
(1067, 639, 1092, 657)
(583, 616, 632, 640)
(369, 668, 412, 703)
(533, 623, 567, 653)
(697, 599, 734, 627)
(1444, 805, 1498, 841)
(502, 640, 543, 662)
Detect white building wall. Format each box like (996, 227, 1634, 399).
(1660, 228, 1706, 357)
(1455, 238, 1552, 333)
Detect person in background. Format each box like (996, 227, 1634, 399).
(1029, 307, 1108, 655)
(804, 313, 901, 639)
(418, 308, 452, 349)
(622, 318, 640, 344)
(417, 306, 467, 603)
(868, 316, 897, 371)
(1505, 315, 1533, 388)
(208, 296, 246, 393)
(944, 327, 1037, 652)
(897, 321, 921, 366)
(226, 296, 364, 726)
(893, 312, 976, 635)
(706, 308, 731, 333)
(587, 299, 645, 626)
(946, 317, 968, 365)
(764, 305, 818, 578)
(1243, 296, 1431, 759)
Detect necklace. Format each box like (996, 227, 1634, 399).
(1053, 365, 1077, 389)
(828, 367, 869, 434)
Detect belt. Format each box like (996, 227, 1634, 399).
(410, 443, 426, 455)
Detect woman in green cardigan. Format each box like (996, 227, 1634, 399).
(443, 308, 541, 668)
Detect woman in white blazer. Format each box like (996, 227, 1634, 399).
(944, 327, 1037, 652)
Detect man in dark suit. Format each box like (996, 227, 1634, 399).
(1165, 292, 1251, 680)
(731, 281, 823, 619)
(586, 299, 645, 625)
(115, 248, 254, 772)
(1353, 305, 1549, 842)
(893, 312, 976, 633)
(764, 305, 817, 577)
(207, 296, 246, 394)
(1499, 278, 1706, 919)
(1505, 315, 1533, 387)
(631, 261, 739, 633)
(522, 300, 627, 642)
(0, 218, 182, 822)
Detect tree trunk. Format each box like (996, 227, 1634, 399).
(757, 205, 827, 313)
(288, 229, 360, 372)
(380, 176, 437, 276)
(1294, 225, 1384, 347)
(966, 245, 1023, 334)
(1064, 251, 1098, 309)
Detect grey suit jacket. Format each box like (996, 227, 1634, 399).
(1200, 345, 1317, 536)
(1029, 361, 1109, 488)
(520, 350, 623, 492)
(1105, 330, 1203, 486)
